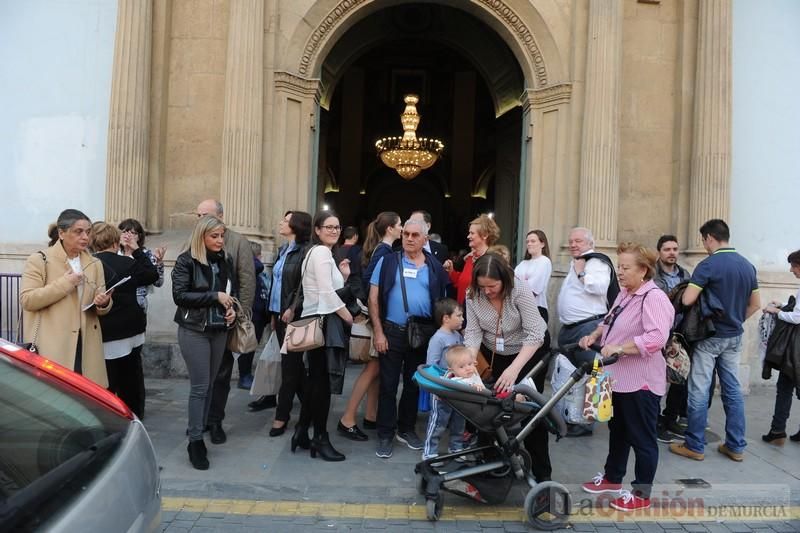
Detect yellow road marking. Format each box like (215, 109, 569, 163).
(162, 497, 800, 523)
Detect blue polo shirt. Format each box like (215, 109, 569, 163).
(689, 248, 758, 338)
(371, 255, 431, 325)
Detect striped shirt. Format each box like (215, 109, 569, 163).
(464, 281, 546, 356)
(599, 280, 674, 396)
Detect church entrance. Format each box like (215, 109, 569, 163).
(315, 3, 525, 258)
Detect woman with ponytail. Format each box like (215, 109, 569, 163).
(336, 212, 402, 441)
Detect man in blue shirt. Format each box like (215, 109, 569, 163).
(670, 219, 760, 463)
(368, 219, 449, 459)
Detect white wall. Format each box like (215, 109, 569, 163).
(731, 0, 800, 271)
(0, 0, 117, 244)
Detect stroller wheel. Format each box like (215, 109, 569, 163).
(524, 481, 571, 531)
(425, 492, 444, 521)
(415, 472, 427, 495)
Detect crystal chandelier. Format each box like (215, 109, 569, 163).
(375, 94, 444, 180)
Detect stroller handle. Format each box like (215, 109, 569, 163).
(558, 343, 619, 369)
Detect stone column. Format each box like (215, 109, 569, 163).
(105, 0, 152, 224)
(687, 0, 732, 251)
(577, 0, 623, 248)
(266, 72, 321, 232)
(220, 0, 264, 237)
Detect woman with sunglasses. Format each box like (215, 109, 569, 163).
(578, 243, 674, 512)
(20, 209, 113, 387)
(292, 210, 355, 462)
(91, 222, 159, 419)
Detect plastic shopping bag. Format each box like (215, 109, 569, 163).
(251, 331, 281, 396)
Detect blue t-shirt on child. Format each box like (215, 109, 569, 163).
(426, 329, 464, 368)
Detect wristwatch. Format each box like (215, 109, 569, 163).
(577, 271, 586, 279)
(614, 346, 625, 356)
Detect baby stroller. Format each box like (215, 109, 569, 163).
(413, 345, 617, 530)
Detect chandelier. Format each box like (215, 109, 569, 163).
(375, 94, 444, 180)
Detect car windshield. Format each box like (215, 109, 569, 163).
(0, 353, 129, 531)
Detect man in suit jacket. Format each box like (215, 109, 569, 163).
(410, 210, 448, 264)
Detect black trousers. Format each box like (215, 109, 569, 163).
(661, 372, 716, 425)
(377, 323, 425, 440)
(298, 346, 331, 436)
(605, 389, 660, 498)
(106, 344, 145, 419)
(275, 317, 306, 422)
(486, 330, 552, 482)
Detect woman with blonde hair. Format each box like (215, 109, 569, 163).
(578, 243, 674, 512)
(444, 214, 500, 304)
(20, 209, 112, 386)
(172, 215, 237, 470)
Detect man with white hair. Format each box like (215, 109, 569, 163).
(409, 210, 449, 264)
(368, 218, 450, 459)
(556, 227, 617, 437)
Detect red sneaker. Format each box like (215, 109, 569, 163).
(581, 472, 623, 494)
(610, 490, 651, 512)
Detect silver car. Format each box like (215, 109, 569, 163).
(0, 339, 161, 532)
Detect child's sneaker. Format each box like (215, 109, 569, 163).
(609, 490, 650, 512)
(581, 472, 622, 494)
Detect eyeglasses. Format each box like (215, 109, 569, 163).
(402, 231, 422, 239)
(321, 225, 341, 232)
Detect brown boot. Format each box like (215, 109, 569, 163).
(717, 444, 743, 462)
(669, 442, 704, 461)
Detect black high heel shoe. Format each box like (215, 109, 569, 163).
(291, 424, 310, 452)
(310, 432, 345, 462)
(269, 417, 289, 437)
(790, 430, 800, 443)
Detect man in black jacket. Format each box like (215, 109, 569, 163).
(199, 199, 256, 445)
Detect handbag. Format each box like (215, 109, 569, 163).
(349, 315, 373, 363)
(550, 353, 588, 424)
(476, 303, 503, 380)
(397, 253, 436, 350)
(250, 331, 282, 396)
(583, 358, 614, 423)
(17, 251, 47, 353)
(282, 316, 325, 353)
(663, 332, 691, 385)
(226, 298, 258, 354)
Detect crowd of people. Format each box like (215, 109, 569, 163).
(19, 205, 800, 512)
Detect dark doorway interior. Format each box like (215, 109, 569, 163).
(317, 3, 524, 257)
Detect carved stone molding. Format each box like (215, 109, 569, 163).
(297, 0, 548, 87)
(274, 71, 323, 102)
(521, 83, 572, 112)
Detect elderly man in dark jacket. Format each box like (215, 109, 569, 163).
(199, 199, 256, 445)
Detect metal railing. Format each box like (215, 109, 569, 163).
(1, 273, 22, 342)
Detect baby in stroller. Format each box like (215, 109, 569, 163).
(423, 345, 483, 461)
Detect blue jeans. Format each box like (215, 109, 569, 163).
(422, 395, 466, 460)
(685, 336, 746, 454)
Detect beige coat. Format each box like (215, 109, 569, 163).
(20, 241, 112, 387)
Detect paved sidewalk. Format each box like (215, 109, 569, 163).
(144, 365, 800, 531)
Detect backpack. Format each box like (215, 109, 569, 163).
(579, 252, 620, 310)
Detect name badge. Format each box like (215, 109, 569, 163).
(403, 267, 418, 279)
(496, 336, 505, 352)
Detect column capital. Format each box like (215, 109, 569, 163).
(274, 71, 323, 103)
(521, 83, 572, 113)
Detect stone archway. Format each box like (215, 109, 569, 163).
(266, 0, 575, 257)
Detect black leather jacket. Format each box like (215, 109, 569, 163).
(172, 250, 237, 332)
(269, 241, 310, 315)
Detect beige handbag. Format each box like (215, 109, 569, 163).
(282, 316, 325, 353)
(227, 298, 258, 354)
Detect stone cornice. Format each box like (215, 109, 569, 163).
(297, 0, 548, 87)
(274, 71, 323, 101)
(521, 83, 572, 112)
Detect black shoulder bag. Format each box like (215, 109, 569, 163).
(397, 253, 437, 350)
